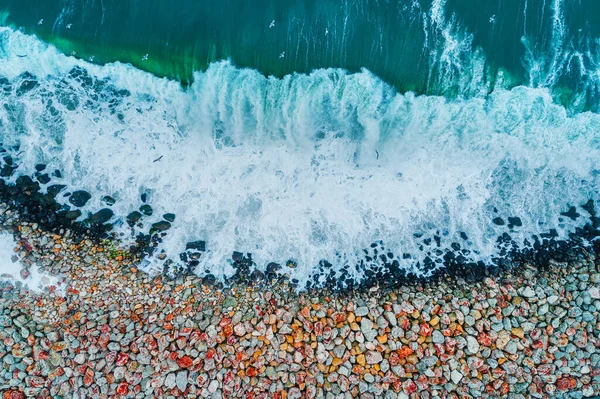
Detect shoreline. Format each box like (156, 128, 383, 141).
(0, 204, 599, 398)
(1, 173, 599, 294)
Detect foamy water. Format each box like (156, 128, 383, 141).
(0, 28, 599, 287)
(0, 233, 62, 292)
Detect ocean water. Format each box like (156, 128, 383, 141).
(0, 0, 599, 287)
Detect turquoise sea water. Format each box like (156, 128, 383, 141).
(3, 0, 600, 110)
(0, 0, 598, 285)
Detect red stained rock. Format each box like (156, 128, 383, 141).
(177, 356, 193, 369)
(420, 323, 433, 336)
(402, 379, 417, 395)
(220, 318, 231, 327)
(246, 367, 258, 377)
(300, 306, 310, 319)
(334, 313, 345, 324)
(557, 377, 577, 391)
(314, 322, 323, 336)
(397, 346, 414, 359)
(206, 348, 216, 359)
(3, 389, 24, 399)
(223, 324, 233, 337)
(98, 332, 110, 348)
(478, 332, 492, 347)
(116, 382, 129, 396)
(83, 367, 94, 386)
(116, 352, 129, 366)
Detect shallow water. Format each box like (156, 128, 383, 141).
(0, 232, 62, 292)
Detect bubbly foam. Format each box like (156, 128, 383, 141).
(0, 233, 62, 292)
(0, 28, 599, 286)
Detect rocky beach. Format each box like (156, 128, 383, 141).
(2, 0, 600, 397)
(0, 198, 599, 399)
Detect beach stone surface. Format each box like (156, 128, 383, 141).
(0, 203, 598, 398)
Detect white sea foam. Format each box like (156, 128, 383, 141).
(0, 28, 599, 286)
(0, 233, 62, 292)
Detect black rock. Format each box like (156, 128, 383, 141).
(460, 232, 468, 240)
(47, 184, 67, 197)
(53, 169, 62, 178)
(88, 208, 114, 224)
(163, 213, 176, 222)
(186, 240, 206, 251)
(266, 262, 281, 276)
(102, 196, 116, 206)
(202, 274, 216, 286)
(560, 206, 580, 221)
(250, 269, 265, 283)
(141, 193, 148, 203)
(151, 221, 171, 232)
(508, 216, 522, 227)
(69, 190, 91, 207)
(139, 204, 153, 216)
(15, 175, 38, 189)
(232, 251, 244, 262)
(64, 210, 82, 220)
(36, 174, 51, 184)
(0, 165, 15, 177)
(126, 211, 142, 225)
(492, 217, 505, 226)
(35, 164, 46, 171)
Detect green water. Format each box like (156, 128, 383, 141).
(2, 0, 600, 108)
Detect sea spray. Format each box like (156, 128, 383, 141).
(0, 28, 599, 286)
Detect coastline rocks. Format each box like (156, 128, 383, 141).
(126, 211, 142, 225)
(151, 221, 171, 232)
(69, 190, 91, 207)
(87, 208, 114, 224)
(0, 203, 598, 399)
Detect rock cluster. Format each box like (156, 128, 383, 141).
(0, 204, 599, 398)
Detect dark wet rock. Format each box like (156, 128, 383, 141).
(36, 174, 51, 184)
(47, 184, 67, 197)
(202, 274, 216, 286)
(492, 217, 505, 226)
(69, 190, 91, 207)
(186, 240, 206, 251)
(141, 193, 148, 203)
(126, 211, 142, 225)
(102, 195, 116, 206)
(64, 210, 82, 220)
(561, 206, 580, 221)
(265, 262, 281, 279)
(508, 216, 522, 227)
(0, 164, 15, 177)
(460, 232, 468, 240)
(88, 208, 114, 224)
(250, 269, 265, 283)
(139, 204, 153, 216)
(35, 163, 46, 171)
(53, 169, 62, 178)
(163, 213, 176, 222)
(151, 221, 171, 232)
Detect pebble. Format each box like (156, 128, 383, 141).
(0, 205, 597, 399)
(466, 336, 480, 355)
